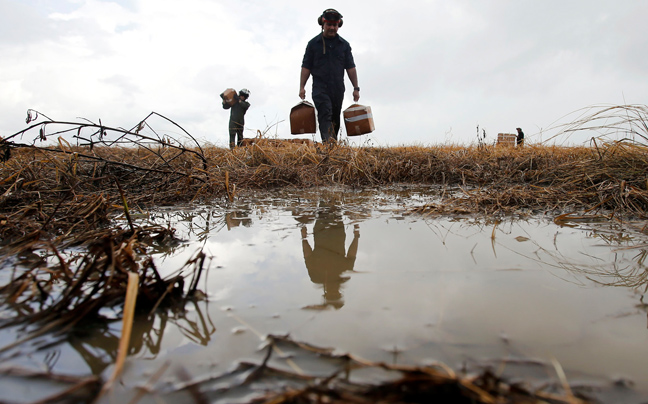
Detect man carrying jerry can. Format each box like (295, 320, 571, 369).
(299, 9, 360, 143)
(221, 88, 251, 149)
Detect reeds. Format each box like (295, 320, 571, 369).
(1, 139, 646, 239)
(546, 104, 648, 145)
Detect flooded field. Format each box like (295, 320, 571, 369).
(2, 187, 648, 403)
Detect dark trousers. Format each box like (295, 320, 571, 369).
(229, 124, 244, 149)
(313, 91, 343, 143)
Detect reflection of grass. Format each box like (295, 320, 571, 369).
(559, 221, 648, 291)
(582, 248, 648, 290)
(492, 218, 648, 292)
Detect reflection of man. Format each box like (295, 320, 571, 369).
(301, 205, 359, 309)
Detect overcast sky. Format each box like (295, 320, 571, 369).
(2, 0, 647, 147)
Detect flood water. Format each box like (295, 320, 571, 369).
(2, 186, 648, 403)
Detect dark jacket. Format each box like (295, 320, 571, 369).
(516, 128, 525, 145)
(301, 33, 355, 95)
(223, 98, 250, 128)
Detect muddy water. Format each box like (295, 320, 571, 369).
(3, 187, 648, 403)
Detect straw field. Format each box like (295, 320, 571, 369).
(1, 139, 647, 244)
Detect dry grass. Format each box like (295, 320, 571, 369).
(1, 105, 645, 245)
(1, 141, 646, 247)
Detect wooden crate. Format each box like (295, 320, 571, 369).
(497, 133, 516, 146)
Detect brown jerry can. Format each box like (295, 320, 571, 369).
(343, 104, 375, 136)
(290, 101, 317, 134)
(221, 88, 238, 107)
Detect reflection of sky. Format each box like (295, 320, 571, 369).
(202, 211, 320, 309)
(146, 204, 647, 318)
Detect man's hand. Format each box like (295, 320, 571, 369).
(353, 89, 360, 102)
(299, 88, 306, 100)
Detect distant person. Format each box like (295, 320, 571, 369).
(300, 202, 359, 309)
(299, 8, 360, 143)
(221, 88, 250, 149)
(516, 127, 525, 146)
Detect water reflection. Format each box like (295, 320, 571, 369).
(225, 210, 252, 230)
(298, 202, 360, 310)
(146, 208, 254, 257)
(58, 298, 215, 375)
(6, 190, 648, 402)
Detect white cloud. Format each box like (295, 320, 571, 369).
(1, 0, 647, 146)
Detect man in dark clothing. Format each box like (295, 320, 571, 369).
(516, 127, 525, 146)
(222, 88, 250, 149)
(299, 8, 360, 143)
